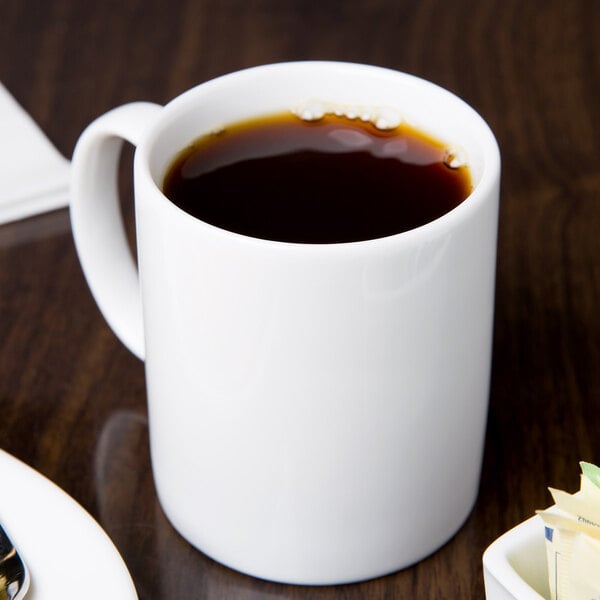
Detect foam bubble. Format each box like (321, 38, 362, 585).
(443, 148, 467, 169)
(374, 107, 402, 130)
(293, 100, 402, 130)
(345, 107, 358, 119)
(359, 108, 372, 122)
(295, 100, 327, 121)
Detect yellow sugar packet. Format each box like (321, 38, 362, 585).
(537, 510, 575, 600)
(537, 510, 600, 540)
(536, 462, 600, 600)
(569, 533, 600, 600)
(548, 487, 600, 528)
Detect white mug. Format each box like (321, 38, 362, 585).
(70, 61, 500, 585)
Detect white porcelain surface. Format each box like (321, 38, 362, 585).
(71, 61, 501, 585)
(0, 449, 137, 599)
(483, 515, 550, 600)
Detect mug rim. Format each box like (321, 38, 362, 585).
(136, 60, 501, 250)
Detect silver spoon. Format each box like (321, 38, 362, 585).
(0, 523, 29, 599)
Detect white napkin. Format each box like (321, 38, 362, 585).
(0, 83, 70, 225)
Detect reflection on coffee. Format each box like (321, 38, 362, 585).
(162, 110, 472, 243)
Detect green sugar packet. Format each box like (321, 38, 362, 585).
(580, 461, 600, 489)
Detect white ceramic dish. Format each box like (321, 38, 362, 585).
(0, 449, 138, 599)
(483, 514, 551, 600)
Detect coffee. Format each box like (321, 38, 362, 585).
(162, 110, 472, 243)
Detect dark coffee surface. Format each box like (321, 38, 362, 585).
(163, 113, 472, 243)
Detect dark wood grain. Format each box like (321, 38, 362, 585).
(1, 0, 599, 597)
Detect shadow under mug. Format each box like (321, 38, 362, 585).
(70, 61, 501, 585)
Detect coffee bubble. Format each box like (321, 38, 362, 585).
(292, 101, 402, 131)
(443, 148, 467, 169)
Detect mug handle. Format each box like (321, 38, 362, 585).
(70, 102, 162, 360)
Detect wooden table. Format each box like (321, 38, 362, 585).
(1, 1, 599, 597)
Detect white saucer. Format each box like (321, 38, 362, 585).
(0, 449, 138, 599)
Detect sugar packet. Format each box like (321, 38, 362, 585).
(537, 462, 600, 600)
